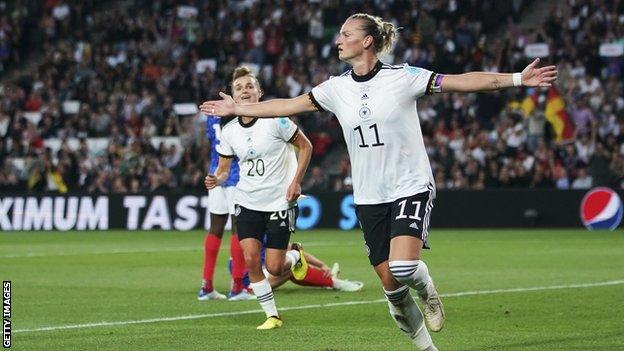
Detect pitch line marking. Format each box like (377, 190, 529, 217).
(14, 279, 624, 334)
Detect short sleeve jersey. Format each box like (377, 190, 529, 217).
(309, 61, 438, 205)
(206, 115, 239, 187)
(216, 117, 299, 212)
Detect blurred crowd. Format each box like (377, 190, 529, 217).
(0, 0, 623, 194)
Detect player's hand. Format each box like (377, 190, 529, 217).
(204, 174, 218, 190)
(521, 58, 557, 87)
(286, 182, 301, 202)
(199, 92, 236, 116)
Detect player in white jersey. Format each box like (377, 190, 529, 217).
(200, 14, 556, 349)
(204, 67, 313, 330)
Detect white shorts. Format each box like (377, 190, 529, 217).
(208, 186, 236, 215)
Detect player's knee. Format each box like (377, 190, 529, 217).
(208, 227, 224, 236)
(377, 268, 402, 290)
(388, 260, 421, 285)
(243, 252, 261, 269)
(265, 263, 284, 277)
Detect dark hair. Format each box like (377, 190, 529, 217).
(348, 13, 397, 53)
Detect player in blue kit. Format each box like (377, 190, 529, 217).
(198, 115, 254, 301)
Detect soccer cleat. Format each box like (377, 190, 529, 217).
(197, 289, 227, 301)
(290, 242, 308, 280)
(256, 316, 283, 330)
(228, 289, 257, 301)
(332, 278, 364, 292)
(419, 278, 445, 332)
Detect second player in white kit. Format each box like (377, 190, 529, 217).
(205, 66, 313, 330)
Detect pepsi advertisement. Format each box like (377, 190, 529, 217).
(0, 188, 622, 230)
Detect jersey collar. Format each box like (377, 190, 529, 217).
(351, 60, 383, 82)
(238, 116, 258, 128)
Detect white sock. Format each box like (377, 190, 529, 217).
(388, 260, 431, 297)
(285, 249, 300, 269)
(249, 279, 278, 318)
(384, 286, 435, 351)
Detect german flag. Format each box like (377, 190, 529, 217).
(521, 87, 575, 143)
(544, 87, 575, 142)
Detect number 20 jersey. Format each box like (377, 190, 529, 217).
(216, 117, 299, 212)
(309, 62, 437, 205)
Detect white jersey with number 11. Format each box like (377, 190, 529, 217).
(310, 61, 438, 205)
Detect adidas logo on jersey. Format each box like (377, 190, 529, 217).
(280, 221, 286, 227)
(361, 93, 369, 100)
(409, 222, 419, 229)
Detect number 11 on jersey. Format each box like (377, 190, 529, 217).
(354, 124, 384, 148)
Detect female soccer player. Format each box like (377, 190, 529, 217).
(200, 14, 556, 349)
(204, 66, 313, 330)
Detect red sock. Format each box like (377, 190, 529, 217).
(290, 266, 333, 288)
(202, 234, 222, 287)
(231, 278, 244, 294)
(230, 234, 246, 280)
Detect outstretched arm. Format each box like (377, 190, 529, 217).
(199, 93, 317, 118)
(441, 58, 557, 93)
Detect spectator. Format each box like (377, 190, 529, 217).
(303, 166, 330, 192)
(571, 167, 593, 189)
(1, 0, 622, 194)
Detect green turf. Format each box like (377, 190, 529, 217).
(1, 229, 623, 350)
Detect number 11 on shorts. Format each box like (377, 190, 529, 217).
(395, 200, 422, 220)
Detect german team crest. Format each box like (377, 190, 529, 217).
(580, 187, 623, 230)
(359, 106, 371, 119)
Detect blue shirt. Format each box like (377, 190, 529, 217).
(206, 115, 239, 187)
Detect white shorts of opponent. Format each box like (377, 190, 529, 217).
(208, 186, 236, 215)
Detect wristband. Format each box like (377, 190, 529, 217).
(512, 72, 522, 87)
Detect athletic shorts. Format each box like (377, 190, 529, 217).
(208, 186, 236, 215)
(235, 205, 298, 250)
(355, 188, 434, 266)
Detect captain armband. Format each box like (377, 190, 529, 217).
(426, 73, 445, 95)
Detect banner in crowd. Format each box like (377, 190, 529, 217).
(2, 190, 620, 231)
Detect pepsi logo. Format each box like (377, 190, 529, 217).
(580, 187, 623, 230)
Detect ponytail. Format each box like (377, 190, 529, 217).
(348, 13, 397, 54)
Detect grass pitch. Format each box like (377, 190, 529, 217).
(1, 229, 623, 350)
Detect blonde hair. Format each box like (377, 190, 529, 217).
(348, 13, 397, 54)
(231, 66, 261, 89)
